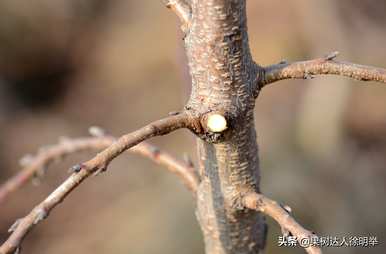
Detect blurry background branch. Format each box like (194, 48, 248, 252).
(0, 112, 193, 254)
(165, 0, 191, 26)
(0, 132, 198, 205)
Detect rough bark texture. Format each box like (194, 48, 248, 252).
(184, 1, 266, 253)
(3, 1, 386, 254)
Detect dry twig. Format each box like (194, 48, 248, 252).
(0, 135, 198, 205)
(261, 51, 386, 87)
(0, 112, 193, 254)
(165, 0, 191, 25)
(0, 137, 110, 205)
(131, 142, 198, 193)
(243, 192, 322, 254)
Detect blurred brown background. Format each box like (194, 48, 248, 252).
(0, 1, 385, 254)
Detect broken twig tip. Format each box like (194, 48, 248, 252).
(279, 59, 288, 65)
(165, 1, 172, 9)
(168, 111, 181, 116)
(304, 72, 314, 80)
(280, 203, 292, 214)
(14, 246, 21, 254)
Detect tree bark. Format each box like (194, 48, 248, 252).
(184, 1, 266, 253)
(3, 1, 386, 253)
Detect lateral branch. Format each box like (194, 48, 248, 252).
(243, 192, 322, 254)
(260, 51, 386, 87)
(0, 112, 194, 254)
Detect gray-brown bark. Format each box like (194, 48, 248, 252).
(180, 2, 386, 253)
(2, 1, 386, 254)
(183, 1, 266, 253)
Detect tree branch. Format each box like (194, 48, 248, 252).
(0, 134, 199, 206)
(165, 0, 191, 26)
(131, 141, 198, 193)
(260, 51, 386, 87)
(0, 137, 110, 205)
(0, 112, 194, 254)
(243, 192, 322, 254)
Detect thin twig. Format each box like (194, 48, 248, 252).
(165, 0, 191, 26)
(0, 135, 199, 206)
(260, 51, 386, 87)
(0, 137, 110, 205)
(0, 112, 193, 254)
(243, 192, 322, 254)
(132, 142, 198, 193)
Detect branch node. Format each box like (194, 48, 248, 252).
(69, 163, 84, 173)
(324, 51, 340, 61)
(242, 192, 263, 211)
(33, 208, 48, 224)
(8, 219, 22, 233)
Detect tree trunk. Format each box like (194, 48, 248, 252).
(184, 1, 266, 253)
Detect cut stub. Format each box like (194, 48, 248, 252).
(196, 112, 229, 143)
(206, 113, 227, 133)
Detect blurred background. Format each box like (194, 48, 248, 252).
(0, 1, 385, 253)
